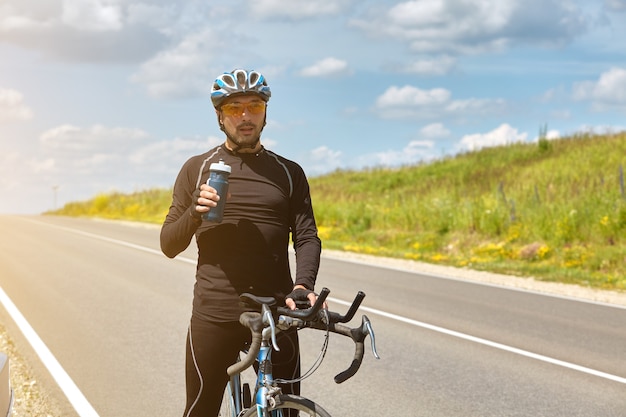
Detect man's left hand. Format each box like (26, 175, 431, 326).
(285, 285, 322, 310)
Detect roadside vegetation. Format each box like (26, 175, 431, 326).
(47, 131, 626, 291)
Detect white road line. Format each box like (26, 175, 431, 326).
(323, 253, 626, 310)
(0, 286, 100, 416)
(328, 297, 626, 385)
(27, 219, 165, 257)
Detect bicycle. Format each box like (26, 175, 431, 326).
(218, 287, 379, 416)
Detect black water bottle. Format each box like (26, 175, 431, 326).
(202, 159, 231, 223)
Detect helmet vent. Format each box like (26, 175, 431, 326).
(236, 71, 246, 88)
(223, 76, 235, 88)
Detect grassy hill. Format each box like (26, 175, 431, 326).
(47, 132, 626, 291)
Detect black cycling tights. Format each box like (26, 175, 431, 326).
(183, 316, 301, 417)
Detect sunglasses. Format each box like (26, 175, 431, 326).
(220, 101, 266, 117)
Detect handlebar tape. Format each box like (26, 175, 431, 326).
(334, 341, 365, 383)
(331, 315, 374, 384)
(336, 291, 365, 323)
(227, 312, 263, 376)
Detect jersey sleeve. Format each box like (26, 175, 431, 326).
(288, 162, 322, 290)
(160, 156, 203, 258)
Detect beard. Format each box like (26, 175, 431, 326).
(224, 121, 265, 152)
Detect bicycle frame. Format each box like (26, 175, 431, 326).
(222, 306, 286, 417)
(222, 339, 284, 416)
(253, 340, 281, 416)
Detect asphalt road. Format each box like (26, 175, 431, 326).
(0, 215, 624, 416)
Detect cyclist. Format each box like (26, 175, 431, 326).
(160, 69, 322, 417)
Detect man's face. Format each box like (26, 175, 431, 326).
(218, 94, 266, 151)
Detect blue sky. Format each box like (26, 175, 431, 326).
(1, 0, 626, 214)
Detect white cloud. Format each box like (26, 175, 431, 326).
(340, 106, 359, 117)
(403, 140, 435, 158)
(248, 0, 350, 20)
(0, 1, 61, 31)
(0, 147, 64, 212)
(458, 123, 527, 152)
(420, 123, 451, 138)
(61, 0, 123, 32)
(131, 28, 221, 99)
(0, 151, 21, 191)
(37, 125, 222, 181)
(375, 85, 505, 119)
(0, 0, 171, 62)
(605, 0, 626, 11)
(255, 65, 288, 81)
(377, 85, 451, 107)
(299, 57, 352, 78)
(307, 124, 449, 171)
(125, 2, 177, 30)
(549, 109, 571, 120)
(302, 146, 343, 175)
(129, 136, 215, 164)
(364, 123, 453, 166)
(0, 124, 223, 212)
(261, 137, 278, 149)
(540, 87, 558, 102)
(350, 0, 587, 55)
(445, 97, 507, 113)
(0, 88, 34, 122)
(129, 135, 221, 177)
(572, 67, 626, 110)
(36, 123, 150, 181)
(400, 56, 457, 76)
(575, 124, 626, 135)
(40, 124, 149, 154)
(356, 140, 435, 168)
(533, 129, 560, 141)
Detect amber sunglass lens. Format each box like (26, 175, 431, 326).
(221, 104, 243, 117)
(247, 101, 266, 114)
(221, 101, 266, 117)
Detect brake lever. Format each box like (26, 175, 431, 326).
(363, 316, 380, 359)
(262, 304, 280, 351)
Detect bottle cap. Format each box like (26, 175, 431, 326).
(209, 159, 231, 174)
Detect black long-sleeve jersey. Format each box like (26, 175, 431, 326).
(160, 144, 321, 322)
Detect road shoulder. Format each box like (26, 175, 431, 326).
(322, 249, 626, 308)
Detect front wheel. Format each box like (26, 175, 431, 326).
(241, 394, 331, 417)
(219, 381, 251, 416)
(218, 383, 236, 417)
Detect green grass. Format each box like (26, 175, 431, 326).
(47, 131, 626, 291)
(51, 188, 172, 224)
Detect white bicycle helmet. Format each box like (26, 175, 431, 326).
(211, 69, 271, 108)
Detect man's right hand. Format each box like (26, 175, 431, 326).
(190, 184, 221, 219)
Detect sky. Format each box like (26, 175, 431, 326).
(1, 0, 626, 214)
